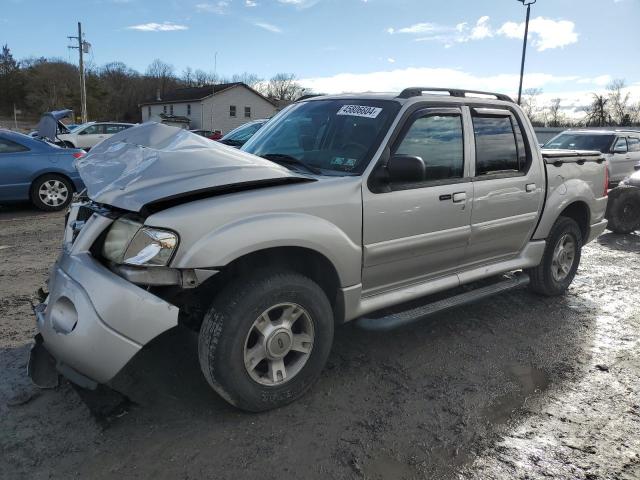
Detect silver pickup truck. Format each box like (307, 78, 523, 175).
(29, 88, 609, 412)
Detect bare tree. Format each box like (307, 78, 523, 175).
(521, 88, 543, 124)
(145, 59, 175, 96)
(584, 94, 610, 127)
(265, 73, 307, 101)
(607, 79, 631, 126)
(546, 98, 565, 127)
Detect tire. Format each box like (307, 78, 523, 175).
(30, 174, 74, 211)
(198, 270, 334, 412)
(606, 186, 640, 234)
(527, 216, 583, 296)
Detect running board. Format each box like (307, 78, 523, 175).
(356, 272, 530, 331)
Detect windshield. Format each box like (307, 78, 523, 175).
(544, 133, 614, 153)
(221, 121, 265, 146)
(242, 99, 400, 175)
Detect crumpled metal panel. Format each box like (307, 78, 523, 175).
(76, 122, 309, 212)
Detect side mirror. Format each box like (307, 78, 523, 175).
(387, 154, 426, 183)
(634, 163, 640, 171)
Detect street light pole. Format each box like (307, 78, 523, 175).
(517, 0, 536, 105)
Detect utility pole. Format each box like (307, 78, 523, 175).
(68, 22, 89, 123)
(210, 51, 218, 132)
(516, 0, 536, 105)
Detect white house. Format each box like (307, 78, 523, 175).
(140, 82, 278, 134)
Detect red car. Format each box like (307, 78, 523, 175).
(190, 129, 222, 140)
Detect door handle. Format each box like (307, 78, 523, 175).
(525, 183, 536, 192)
(452, 192, 466, 203)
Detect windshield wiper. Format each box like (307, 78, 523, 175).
(260, 153, 322, 175)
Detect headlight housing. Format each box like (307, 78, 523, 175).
(102, 216, 179, 267)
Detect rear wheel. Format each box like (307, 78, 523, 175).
(30, 174, 73, 211)
(606, 186, 640, 234)
(198, 270, 334, 412)
(527, 216, 582, 296)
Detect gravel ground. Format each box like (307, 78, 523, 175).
(0, 205, 638, 480)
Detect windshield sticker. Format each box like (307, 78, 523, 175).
(331, 157, 357, 169)
(337, 105, 382, 119)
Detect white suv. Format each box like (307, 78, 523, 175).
(58, 122, 134, 150)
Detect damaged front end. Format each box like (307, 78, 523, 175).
(29, 200, 183, 389)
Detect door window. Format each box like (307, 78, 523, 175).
(473, 115, 527, 175)
(0, 138, 29, 153)
(394, 114, 464, 182)
(626, 137, 639, 152)
(613, 137, 628, 153)
(104, 124, 126, 134)
(79, 124, 102, 135)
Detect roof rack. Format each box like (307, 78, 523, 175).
(397, 87, 513, 102)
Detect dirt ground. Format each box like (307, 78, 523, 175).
(1, 204, 639, 480)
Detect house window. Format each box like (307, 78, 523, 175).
(170, 104, 174, 115)
(229, 105, 236, 117)
(244, 106, 251, 118)
(187, 104, 191, 116)
(163, 105, 167, 114)
(148, 106, 151, 117)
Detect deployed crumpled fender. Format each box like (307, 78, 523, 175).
(75, 122, 314, 213)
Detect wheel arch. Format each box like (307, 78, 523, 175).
(30, 171, 77, 196)
(558, 201, 590, 242)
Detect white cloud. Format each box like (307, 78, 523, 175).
(253, 21, 282, 33)
(300, 67, 640, 120)
(497, 17, 578, 51)
(277, 0, 319, 8)
(388, 16, 578, 51)
(196, 1, 230, 14)
(387, 57, 395, 63)
(245, 0, 257, 5)
(127, 22, 188, 31)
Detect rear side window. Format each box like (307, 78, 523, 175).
(395, 114, 464, 181)
(473, 115, 526, 175)
(628, 137, 640, 152)
(0, 138, 29, 153)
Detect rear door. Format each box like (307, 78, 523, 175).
(463, 107, 544, 266)
(362, 107, 473, 294)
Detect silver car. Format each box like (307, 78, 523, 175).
(30, 88, 608, 411)
(544, 129, 640, 185)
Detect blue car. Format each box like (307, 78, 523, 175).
(0, 129, 86, 211)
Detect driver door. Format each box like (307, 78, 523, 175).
(362, 107, 473, 295)
(76, 124, 104, 149)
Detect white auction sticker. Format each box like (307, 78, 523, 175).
(337, 105, 382, 119)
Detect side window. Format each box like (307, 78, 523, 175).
(0, 138, 29, 153)
(163, 105, 167, 114)
(472, 115, 524, 175)
(245, 106, 251, 118)
(187, 104, 191, 116)
(169, 105, 174, 115)
(613, 137, 628, 153)
(230, 105, 237, 117)
(80, 125, 99, 135)
(104, 124, 123, 134)
(628, 137, 640, 152)
(394, 114, 464, 182)
(147, 106, 151, 117)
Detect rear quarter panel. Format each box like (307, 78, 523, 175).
(533, 159, 607, 240)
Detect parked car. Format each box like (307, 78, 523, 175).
(57, 122, 134, 150)
(191, 129, 223, 140)
(0, 130, 85, 211)
(544, 130, 640, 185)
(605, 164, 640, 233)
(29, 88, 608, 412)
(219, 119, 268, 148)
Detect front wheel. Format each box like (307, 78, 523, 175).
(30, 174, 74, 211)
(527, 216, 583, 296)
(198, 271, 334, 412)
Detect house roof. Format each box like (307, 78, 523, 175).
(139, 82, 277, 106)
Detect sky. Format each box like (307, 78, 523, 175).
(2, 0, 640, 116)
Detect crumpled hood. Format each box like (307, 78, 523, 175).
(76, 122, 312, 213)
